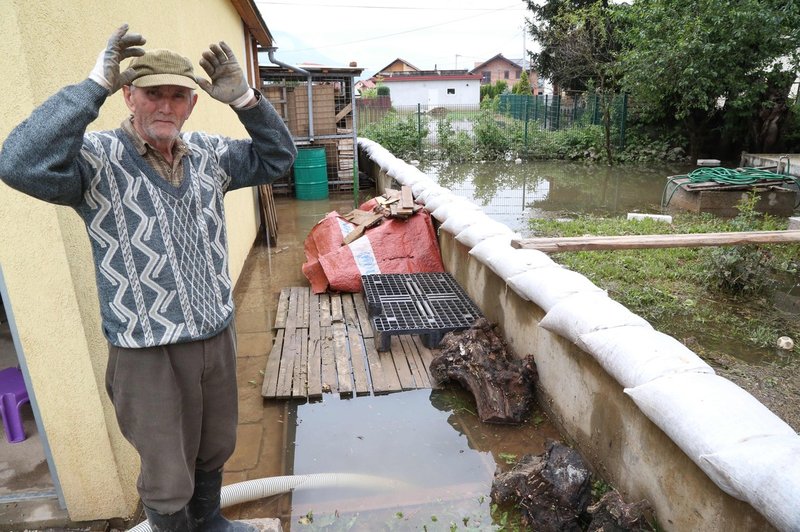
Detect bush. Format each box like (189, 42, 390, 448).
(360, 110, 427, 160)
(436, 117, 474, 163)
(376, 85, 390, 96)
(701, 193, 773, 296)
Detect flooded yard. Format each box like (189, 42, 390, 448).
(424, 160, 695, 234)
(226, 194, 562, 530)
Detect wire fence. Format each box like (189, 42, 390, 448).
(356, 93, 628, 161)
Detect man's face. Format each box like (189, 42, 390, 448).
(122, 85, 198, 146)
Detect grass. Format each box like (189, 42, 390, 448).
(528, 212, 800, 361)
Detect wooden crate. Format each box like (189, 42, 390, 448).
(263, 84, 337, 137)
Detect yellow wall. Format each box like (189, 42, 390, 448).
(0, 0, 262, 520)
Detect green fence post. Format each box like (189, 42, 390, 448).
(593, 93, 600, 125)
(534, 94, 539, 123)
(619, 93, 628, 149)
(554, 94, 561, 130)
(544, 94, 548, 130)
(524, 95, 530, 147)
(417, 103, 422, 155)
(572, 96, 578, 127)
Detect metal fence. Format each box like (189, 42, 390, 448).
(356, 92, 628, 160)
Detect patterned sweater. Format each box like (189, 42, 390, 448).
(0, 79, 296, 348)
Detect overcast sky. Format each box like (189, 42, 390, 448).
(254, 0, 533, 78)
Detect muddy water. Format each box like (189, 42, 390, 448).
(424, 160, 695, 235)
(232, 193, 562, 530)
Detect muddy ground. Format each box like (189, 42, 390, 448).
(692, 344, 800, 432)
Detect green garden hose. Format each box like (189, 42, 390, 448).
(661, 166, 800, 209)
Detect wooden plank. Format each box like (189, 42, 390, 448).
(400, 185, 414, 210)
(320, 326, 337, 393)
(413, 336, 440, 389)
(301, 287, 310, 328)
(261, 329, 284, 398)
(334, 102, 353, 122)
(377, 344, 404, 394)
(341, 294, 359, 329)
(389, 336, 416, 390)
(330, 293, 343, 323)
(275, 330, 298, 399)
(347, 325, 371, 396)
(285, 288, 300, 330)
(319, 293, 331, 327)
(402, 336, 431, 389)
(353, 293, 374, 338)
(308, 294, 322, 399)
(274, 288, 290, 329)
(511, 230, 800, 253)
(332, 322, 353, 396)
(292, 328, 308, 398)
(363, 337, 392, 394)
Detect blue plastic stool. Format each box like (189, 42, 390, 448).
(0, 367, 30, 443)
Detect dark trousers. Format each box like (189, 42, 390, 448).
(105, 323, 239, 513)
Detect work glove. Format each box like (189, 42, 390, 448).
(197, 42, 253, 108)
(88, 24, 146, 94)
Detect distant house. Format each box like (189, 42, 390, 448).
(379, 70, 481, 107)
(375, 58, 420, 76)
(470, 53, 540, 95)
(355, 78, 376, 96)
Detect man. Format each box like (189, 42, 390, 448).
(0, 25, 296, 531)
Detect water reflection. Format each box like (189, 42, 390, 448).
(288, 387, 558, 530)
(425, 161, 695, 234)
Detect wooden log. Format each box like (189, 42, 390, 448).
(430, 318, 536, 424)
(512, 230, 800, 253)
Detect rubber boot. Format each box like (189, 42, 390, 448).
(143, 504, 190, 532)
(188, 468, 257, 532)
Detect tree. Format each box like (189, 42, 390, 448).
(618, 0, 800, 157)
(524, 0, 611, 92)
(512, 70, 532, 95)
(526, 1, 624, 163)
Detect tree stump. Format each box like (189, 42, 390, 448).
(492, 440, 592, 531)
(429, 318, 536, 424)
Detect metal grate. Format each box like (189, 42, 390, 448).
(362, 273, 483, 351)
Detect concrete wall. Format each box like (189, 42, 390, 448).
(359, 145, 774, 531)
(0, 1, 264, 520)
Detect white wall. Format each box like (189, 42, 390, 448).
(385, 79, 479, 107)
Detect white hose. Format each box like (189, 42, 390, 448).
(127, 473, 402, 532)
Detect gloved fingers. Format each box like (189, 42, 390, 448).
(119, 46, 146, 60)
(195, 77, 213, 94)
(199, 56, 217, 78)
(218, 41, 238, 63)
(204, 44, 225, 69)
(118, 32, 146, 50)
(118, 68, 139, 87)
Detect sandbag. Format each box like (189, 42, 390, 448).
(700, 435, 800, 531)
(432, 198, 483, 223)
(301, 205, 444, 293)
(422, 191, 457, 213)
(440, 211, 484, 236)
(624, 374, 797, 501)
(539, 292, 652, 344)
(506, 268, 606, 310)
(470, 244, 558, 279)
(455, 219, 517, 248)
(576, 325, 714, 388)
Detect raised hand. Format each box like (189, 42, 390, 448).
(196, 42, 252, 107)
(88, 24, 146, 93)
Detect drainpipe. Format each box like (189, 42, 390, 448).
(266, 47, 314, 141)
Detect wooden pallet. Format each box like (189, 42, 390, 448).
(261, 287, 439, 400)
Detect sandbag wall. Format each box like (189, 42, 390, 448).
(357, 138, 800, 532)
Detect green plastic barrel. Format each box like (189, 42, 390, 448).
(293, 147, 328, 200)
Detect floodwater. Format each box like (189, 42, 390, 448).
(424, 160, 695, 235)
(229, 193, 561, 531)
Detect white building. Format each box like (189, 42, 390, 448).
(381, 71, 481, 108)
